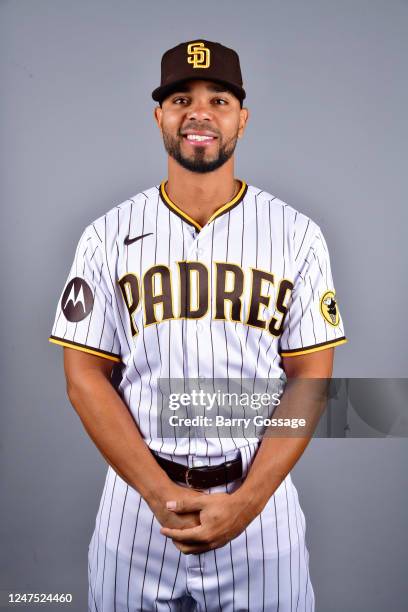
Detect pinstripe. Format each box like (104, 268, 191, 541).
(239, 192, 251, 442)
(264, 199, 275, 394)
(309, 307, 317, 345)
(315, 232, 328, 254)
(155, 536, 169, 611)
(206, 457, 222, 609)
(140, 513, 156, 610)
(251, 192, 262, 388)
(298, 294, 304, 347)
(111, 327, 118, 353)
(169, 551, 182, 602)
(76, 249, 95, 344)
(127, 495, 142, 611)
(274, 495, 280, 612)
(113, 486, 129, 612)
(92, 471, 110, 609)
(88, 557, 98, 612)
(198, 555, 208, 612)
(155, 196, 167, 455)
(228, 540, 236, 612)
(213, 545, 222, 610)
(89, 471, 110, 612)
(284, 480, 293, 611)
(210, 221, 226, 454)
(309, 247, 324, 277)
(179, 220, 193, 456)
(297, 499, 311, 611)
(239, 191, 245, 385)
(244, 528, 250, 611)
(224, 453, 235, 612)
(103, 216, 131, 353)
(98, 295, 108, 348)
(295, 219, 310, 261)
(167, 207, 172, 379)
(138, 198, 154, 443)
(125, 200, 134, 271)
(222, 212, 238, 451)
(244, 190, 259, 351)
(131, 354, 143, 424)
(101, 474, 117, 610)
(292, 485, 302, 612)
(92, 223, 102, 243)
(242, 449, 251, 612)
(259, 512, 266, 612)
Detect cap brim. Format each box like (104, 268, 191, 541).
(152, 77, 246, 104)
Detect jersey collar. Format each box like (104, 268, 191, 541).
(159, 179, 248, 231)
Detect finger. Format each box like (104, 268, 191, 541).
(174, 542, 213, 555)
(160, 525, 205, 542)
(166, 496, 208, 513)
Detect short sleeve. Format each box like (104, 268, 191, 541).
(279, 227, 347, 356)
(49, 225, 122, 362)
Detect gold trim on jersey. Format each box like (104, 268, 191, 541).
(207, 180, 247, 224)
(280, 337, 348, 357)
(48, 336, 122, 363)
(159, 180, 248, 231)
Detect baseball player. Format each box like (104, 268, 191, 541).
(49, 40, 347, 611)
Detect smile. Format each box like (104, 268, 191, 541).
(182, 134, 217, 148)
(185, 134, 215, 142)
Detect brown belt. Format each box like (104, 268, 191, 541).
(152, 452, 243, 489)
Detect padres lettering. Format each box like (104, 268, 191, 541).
(118, 262, 294, 337)
(187, 42, 210, 68)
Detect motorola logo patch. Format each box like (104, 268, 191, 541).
(61, 277, 94, 322)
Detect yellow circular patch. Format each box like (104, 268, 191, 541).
(320, 290, 340, 327)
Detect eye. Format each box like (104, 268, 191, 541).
(213, 97, 228, 105)
(172, 96, 189, 105)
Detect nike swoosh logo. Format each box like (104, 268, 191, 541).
(124, 232, 153, 246)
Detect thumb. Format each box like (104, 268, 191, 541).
(166, 496, 207, 513)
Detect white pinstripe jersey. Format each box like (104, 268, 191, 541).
(49, 180, 347, 456)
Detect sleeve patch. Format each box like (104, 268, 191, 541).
(61, 277, 94, 322)
(320, 290, 339, 327)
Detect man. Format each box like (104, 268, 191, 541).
(49, 40, 347, 611)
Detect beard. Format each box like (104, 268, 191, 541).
(162, 128, 239, 174)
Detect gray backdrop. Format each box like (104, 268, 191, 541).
(1, 0, 407, 610)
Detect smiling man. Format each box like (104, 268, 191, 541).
(49, 40, 347, 611)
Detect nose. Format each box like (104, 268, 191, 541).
(186, 99, 213, 122)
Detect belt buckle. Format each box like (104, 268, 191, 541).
(185, 465, 208, 489)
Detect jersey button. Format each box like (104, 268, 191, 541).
(196, 248, 203, 256)
(196, 322, 203, 332)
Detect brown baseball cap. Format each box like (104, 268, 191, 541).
(152, 39, 246, 104)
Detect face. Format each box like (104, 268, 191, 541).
(154, 80, 249, 173)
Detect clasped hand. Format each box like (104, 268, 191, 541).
(160, 491, 254, 554)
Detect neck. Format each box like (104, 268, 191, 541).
(165, 157, 238, 227)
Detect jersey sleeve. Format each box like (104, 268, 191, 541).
(49, 224, 122, 362)
(279, 227, 347, 357)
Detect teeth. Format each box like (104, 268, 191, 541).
(186, 134, 214, 142)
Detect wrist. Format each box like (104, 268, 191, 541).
(232, 480, 271, 518)
(141, 478, 178, 509)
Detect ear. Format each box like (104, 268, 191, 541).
(154, 106, 163, 131)
(238, 107, 249, 138)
